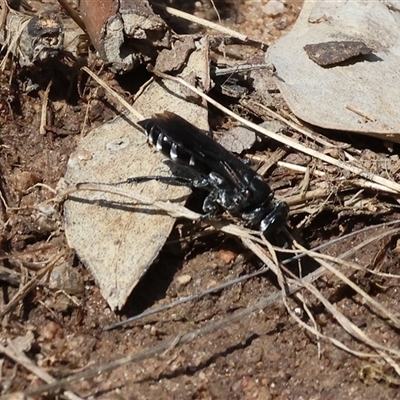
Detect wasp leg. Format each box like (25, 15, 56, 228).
(109, 175, 195, 187)
(207, 172, 228, 188)
(259, 201, 289, 236)
(201, 172, 244, 210)
(241, 206, 270, 225)
(202, 190, 222, 215)
(192, 177, 211, 189)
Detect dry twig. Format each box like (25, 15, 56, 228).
(152, 2, 248, 42)
(39, 80, 52, 135)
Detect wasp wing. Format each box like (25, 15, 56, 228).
(140, 111, 257, 189)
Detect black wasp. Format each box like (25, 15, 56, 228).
(137, 111, 288, 237)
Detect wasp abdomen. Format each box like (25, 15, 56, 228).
(139, 118, 207, 173)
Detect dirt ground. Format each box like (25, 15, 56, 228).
(1, 0, 400, 399)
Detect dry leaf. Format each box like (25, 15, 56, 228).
(267, 0, 400, 141)
(64, 37, 209, 310)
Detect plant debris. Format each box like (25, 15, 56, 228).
(80, 0, 170, 72)
(1, 0, 400, 398)
(304, 40, 373, 67)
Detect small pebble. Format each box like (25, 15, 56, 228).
(218, 249, 236, 265)
(149, 325, 158, 336)
(39, 321, 61, 340)
(9, 171, 40, 193)
(176, 274, 192, 286)
(263, 0, 286, 16)
(49, 263, 85, 295)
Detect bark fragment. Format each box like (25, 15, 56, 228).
(80, 0, 170, 73)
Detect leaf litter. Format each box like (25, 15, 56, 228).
(1, 0, 400, 398)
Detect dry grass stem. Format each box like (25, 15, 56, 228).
(277, 161, 326, 177)
(295, 239, 400, 280)
(210, 0, 222, 25)
(105, 265, 272, 330)
(40, 80, 52, 135)
(285, 187, 330, 206)
(345, 103, 376, 122)
(255, 148, 288, 176)
(245, 99, 336, 148)
(81, 66, 144, 121)
(61, 182, 202, 220)
(152, 2, 248, 42)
